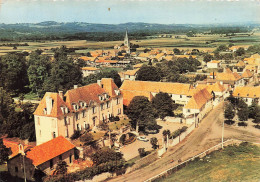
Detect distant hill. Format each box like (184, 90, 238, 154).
(0, 21, 258, 41)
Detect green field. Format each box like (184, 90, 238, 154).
(0, 32, 260, 56)
(155, 143, 260, 182)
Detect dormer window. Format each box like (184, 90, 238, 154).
(115, 90, 120, 96)
(247, 94, 249, 97)
(61, 107, 65, 114)
(73, 104, 78, 111)
(238, 93, 240, 96)
(99, 95, 103, 101)
(43, 108, 47, 115)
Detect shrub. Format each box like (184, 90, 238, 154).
(70, 130, 81, 140)
(238, 122, 247, 127)
(138, 148, 147, 158)
(254, 125, 260, 129)
(224, 120, 235, 125)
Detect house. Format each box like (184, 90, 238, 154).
(34, 78, 123, 145)
(133, 63, 144, 69)
(163, 55, 174, 61)
(229, 45, 249, 52)
(3, 139, 32, 159)
(123, 68, 139, 81)
(153, 53, 165, 62)
(215, 68, 244, 89)
(79, 56, 97, 65)
(241, 69, 254, 85)
(196, 81, 227, 100)
(95, 59, 118, 66)
(183, 88, 213, 124)
(7, 136, 76, 181)
(81, 67, 100, 77)
(207, 60, 221, 69)
(136, 53, 150, 61)
(120, 80, 194, 106)
(235, 60, 246, 68)
(233, 86, 260, 105)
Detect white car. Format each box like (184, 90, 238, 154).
(137, 136, 149, 142)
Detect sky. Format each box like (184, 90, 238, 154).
(0, 0, 259, 24)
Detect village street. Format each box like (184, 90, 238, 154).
(109, 101, 260, 182)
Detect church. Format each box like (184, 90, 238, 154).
(114, 30, 130, 54)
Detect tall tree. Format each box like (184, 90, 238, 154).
(27, 52, 51, 96)
(91, 147, 123, 166)
(237, 99, 249, 121)
(150, 137, 158, 149)
(203, 54, 213, 63)
(136, 65, 162, 81)
(42, 46, 82, 93)
(0, 53, 28, 95)
(152, 92, 174, 120)
(224, 102, 235, 121)
(127, 96, 157, 131)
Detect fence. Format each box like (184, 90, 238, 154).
(169, 123, 195, 147)
(144, 139, 258, 182)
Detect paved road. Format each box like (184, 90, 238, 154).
(109, 101, 260, 182)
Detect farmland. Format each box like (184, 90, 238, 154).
(1, 32, 260, 56)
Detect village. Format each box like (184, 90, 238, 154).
(0, 26, 260, 182)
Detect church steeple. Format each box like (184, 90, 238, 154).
(124, 29, 130, 53)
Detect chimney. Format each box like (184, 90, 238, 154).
(74, 85, 78, 89)
(58, 91, 63, 99)
(213, 72, 215, 79)
(46, 96, 53, 115)
(18, 144, 24, 155)
(97, 80, 101, 86)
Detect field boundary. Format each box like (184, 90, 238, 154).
(144, 139, 260, 182)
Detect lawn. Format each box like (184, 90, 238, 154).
(155, 142, 260, 182)
(100, 67, 124, 73)
(108, 119, 130, 131)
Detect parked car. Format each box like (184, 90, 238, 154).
(137, 136, 149, 142)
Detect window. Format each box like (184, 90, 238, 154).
(118, 108, 121, 115)
(92, 106, 96, 114)
(75, 113, 79, 120)
(69, 154, 72, 163)
(82, 110, 86, 118)
(180, 95, 182, 98)
(15, 167, 18, 173)
(188, 109, 190, 113)
(128, 75, 130, 78)
(64, 117, 67, 125)
(65, 129, 68, 137)
(50, 159, 53, 169)
(116, 98, 120, 105)
(53, 132, 56, 139)
(106, 102, 110, 108)
(77, 124, 80, 130)
(101, 84, 104, 88)
(59, 155, 62, 160)
(101, 104, 104, 110)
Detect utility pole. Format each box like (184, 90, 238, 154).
(222, 121, 224, 149)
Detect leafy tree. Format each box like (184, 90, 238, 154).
(83, 70, 122, 88)
(27, 52, 51, 96)
(54, 161, 68, 175)
(138, 148, 147, 158)
(42, 47, 82, 93)
(127, 96, 157, 131)
(253, 111, 260, 124)
(0, 138, 11, 164)
(173, 48, 181, 55)
(150, 137, 158, 149)
(91, 147, 123, 165)
(0, 53, 29, 95)
(152, 92, 174, 120)
(224, 102, 235, 121)
(237, 100, 249, 121)
(203, 54, 213, 63)
(235, 47, 245, 57)
(248, 101, 260, 119)
(80, 133, 94, 145)
(162, 129, 171, 141)
(136, 65, 162, 81)
(216, 45, 228, 52)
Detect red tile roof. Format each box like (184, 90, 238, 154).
(26, 136, 75, 166)
(3, 139, 32, 158)
(34, 92, 67, 117)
